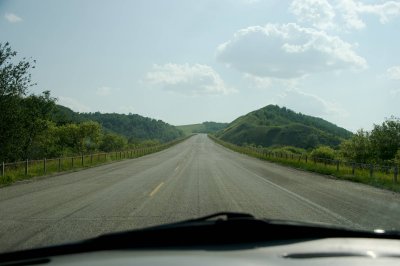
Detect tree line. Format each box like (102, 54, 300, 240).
(253, 117, 400, 167)
(0, 42, 180, 162)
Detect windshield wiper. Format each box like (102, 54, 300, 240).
(1, 212, 400, 263)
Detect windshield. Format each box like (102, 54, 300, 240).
(1, 0, 400, 253)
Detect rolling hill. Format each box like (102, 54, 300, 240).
(215, 105, 352, 149)
(52, 105, 184, 142)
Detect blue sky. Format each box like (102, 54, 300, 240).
(1, 0, 400, 131)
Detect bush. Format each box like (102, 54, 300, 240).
(310, 146, 336, 160)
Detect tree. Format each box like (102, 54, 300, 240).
(0, 42, 55, 161)
(29, 121, 62, 159)
(58, 122, 102, 155)
(370, 117, 400, 162)
(77, 121, 102, 153)
(100, 133, 127, 152)
(20, 91, 56, 158)
(339, 129, 373, 163)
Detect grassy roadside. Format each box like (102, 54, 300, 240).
(0, 135, 193, 187)
(208, 135, 400, 193)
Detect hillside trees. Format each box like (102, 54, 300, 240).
(0, 42, 56, 161)
(100, 133, 127, 152)
(340, 118, 400, 164)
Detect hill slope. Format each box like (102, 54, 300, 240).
(52, 105, 184, 142)
(215, 105, 352, 149)
(177, 122, 228, 135)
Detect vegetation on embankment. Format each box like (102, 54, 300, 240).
(0, 135, 192, 186)
(209, 130, 400, 193)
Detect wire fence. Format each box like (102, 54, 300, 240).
(0, 136, 190, 185)
(209, 136, 399, 184)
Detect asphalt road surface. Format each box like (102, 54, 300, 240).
(1, 134, 400, 252)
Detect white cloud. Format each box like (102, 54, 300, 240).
(290, 0, 400, 31)
(58, 96, 91, 113)
(145, 63, 236, 96)
(95, 86, 120, 96)
(277, 88, 348, 118)
(216, 23, 367, 79)
(244, 73, 300, 89)
(343, 0, 400, 25)
(4, 13, 22, 23)
(290, 0, 336, 30)
(387, 66, 400, 80)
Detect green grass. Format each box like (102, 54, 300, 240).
(0, 136, 191, 186)
(209, 135, 400, 193)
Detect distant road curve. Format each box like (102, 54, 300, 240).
(1, 134, 400, 252)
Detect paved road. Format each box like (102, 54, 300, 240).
(1, 134, 400, 252)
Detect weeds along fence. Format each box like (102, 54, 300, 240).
(209, 135, 399, 190)
(0, 136, 190, 185)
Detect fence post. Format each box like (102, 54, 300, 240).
(81, 154, 84, 166)
(90, 154, 93, 164)
(2, 162, 4, 177)
(394, 166, 398, 183)
(25, 159, 28, 176)
(305, 155, 308, 163)
(58, 158, 61, 172)
(44, 158, 46, 174)
(352, 163, 355, 175)
(72, 157, 74, 168)
(336, 160, 339, 171)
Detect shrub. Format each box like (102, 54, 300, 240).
(310, 146, 336, 160)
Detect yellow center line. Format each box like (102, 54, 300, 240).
(149, 182, 164, 197)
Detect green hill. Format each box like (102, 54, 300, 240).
(52, 105, 184, 142)
(177, 122, 228, 135)
(215, 105, 352, 149)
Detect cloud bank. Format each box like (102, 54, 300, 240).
(145, 63, 236, 96)
(217, 23, 366, 79)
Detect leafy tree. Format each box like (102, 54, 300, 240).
(339, 129, 373, 163)
(100, 133, 127, 152)
(0, 42, 56, 161)
(369, 117, 400, 162)
(29, 121, 62, 159)
(20, 91, 56, 158)
(77, 121, 102, 153)
(310, 146, 336, 160)
(57, 121, 102, 155)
